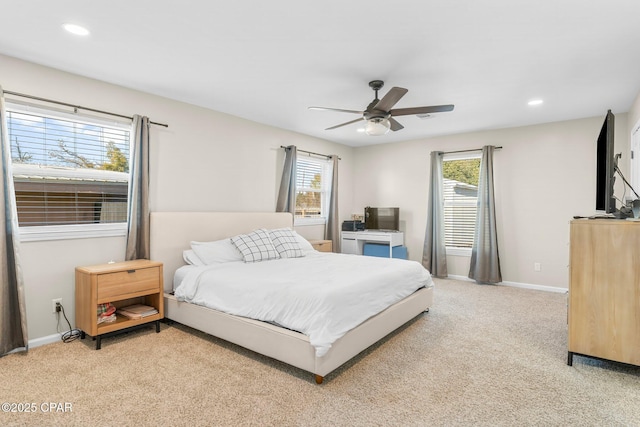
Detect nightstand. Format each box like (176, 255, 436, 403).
(309, 239, 332, 252)
(75, 260, 164, 349)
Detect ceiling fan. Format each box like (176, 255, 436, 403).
(309, 80, 454, 136)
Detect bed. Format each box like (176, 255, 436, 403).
(150, 211, 433, 383)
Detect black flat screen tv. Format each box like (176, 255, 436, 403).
(595, 110, 616, 214)
(364, 207, 399, 231)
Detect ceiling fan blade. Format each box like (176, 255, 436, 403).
(389, 117, 404, 131)
(325, 117, 364, 130)
(390, 104, 455, 116)
(309, 106, 364, 114)
(373, 87, 408, 112)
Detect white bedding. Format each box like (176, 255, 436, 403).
(173, 251, 432, 357)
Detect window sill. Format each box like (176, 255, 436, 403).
(446, 247, 472, 257)
(19, 223, 127, 242)
(294, 217, 327, 227)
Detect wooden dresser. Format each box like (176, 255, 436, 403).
(568, 219, 640, 366)
(75, 259, 164, 349)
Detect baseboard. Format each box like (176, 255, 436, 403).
(4, 333, 60, 355)
(28, 333, 61, 349)
(447, 275, 568, 294)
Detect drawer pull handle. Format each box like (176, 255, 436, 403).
(127, 269, 136, 273)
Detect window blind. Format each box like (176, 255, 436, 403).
(295, 157, 329, 218)
(7, 108, 131, 226)
(443, 179, 478, 248)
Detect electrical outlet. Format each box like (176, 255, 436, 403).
(534, 262, 541, 272)
(52, 298, 62, 313)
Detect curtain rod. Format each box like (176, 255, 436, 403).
(442, 146, 503, 155)
(3, 90, 169, 128)
(280, 145, 341, 160)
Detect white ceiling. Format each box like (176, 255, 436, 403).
(1, 1, 639, 147)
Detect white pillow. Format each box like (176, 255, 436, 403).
(269, 228, 304, 258)
(230, 229, 280, 263)
(292, 231, 316, 253)
(182, 249, 205, 266)
(191, 239, 244, 265)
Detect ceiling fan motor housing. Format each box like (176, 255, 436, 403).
(365, 81, 390, 120)
(363, 110, 390, 120)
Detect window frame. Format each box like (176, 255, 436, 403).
(6, 101, 132, 242)
(442, 151, 481, 257)
(293, 155, 333, 226)
(631, 119, 640, 199)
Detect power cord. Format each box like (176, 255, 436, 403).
(56, 302, 82, 343)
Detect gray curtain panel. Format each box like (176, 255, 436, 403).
(276, 145, 297, 214)
(325, 154, 340, 252)
(125, 115, 150, 261)
(0, 86, 28, 355)
(423, 151, 448, 277)
(468, 145, 502, 284)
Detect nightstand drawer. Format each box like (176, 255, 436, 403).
(97, 267, 160, 301)
(309, 239, 332, 252)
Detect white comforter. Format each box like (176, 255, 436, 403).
(174, 251, 432, 357)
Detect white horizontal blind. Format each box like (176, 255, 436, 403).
(443, 179, 477, 248)
(442, 156, 480, 249)
(295, 156, 331, 218)
(6, 107, 131, 227)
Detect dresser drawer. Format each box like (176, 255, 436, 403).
(97, 267, 160, 301)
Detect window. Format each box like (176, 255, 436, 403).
(6, 103, 131, 241)
(442, 153, 481, 254)
(294, 156, 332, 225)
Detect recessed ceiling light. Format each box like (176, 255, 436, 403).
(356, 128, 365, 133)
(528, 99, 543, 106)
(63, 23, 90, 36)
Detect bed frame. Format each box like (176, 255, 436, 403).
(150, 211, 433, 383)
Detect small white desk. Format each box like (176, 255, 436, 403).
(341, 230, 404, 257)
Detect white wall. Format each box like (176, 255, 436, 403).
(629, 90, 640, 192)
(628, 89, 640, 134)
(1, 54, 355, 341)
(353, 114, 629, 289)
(3, 51, 637, 342)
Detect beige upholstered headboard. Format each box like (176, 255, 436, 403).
(150, 211, 294, 292)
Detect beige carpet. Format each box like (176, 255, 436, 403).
(1, 278, 639, 427)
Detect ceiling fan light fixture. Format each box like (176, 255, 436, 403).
(365, 117, 390, 136)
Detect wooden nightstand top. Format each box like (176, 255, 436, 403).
(308, 239, 331, 245)
(76, 259, 163, 274)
